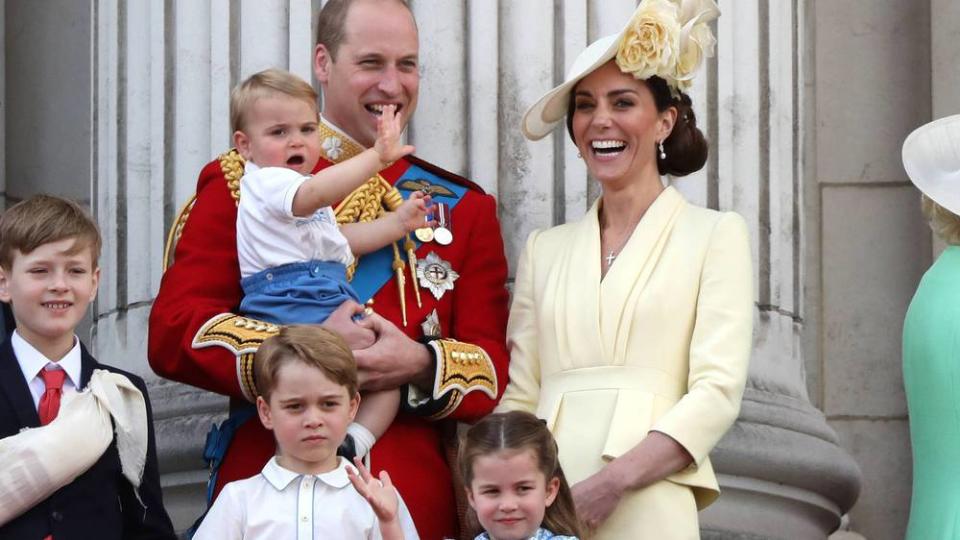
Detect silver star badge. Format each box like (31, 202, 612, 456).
(416, 252, 459, 301)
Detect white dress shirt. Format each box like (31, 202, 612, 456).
(237, 162, 355, 278)
(12, 330, 82, 409)
(193, 456, 419, 540)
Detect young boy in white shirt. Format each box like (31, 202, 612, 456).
(192, 325, 418, 539)
(232, 68, 431, 460)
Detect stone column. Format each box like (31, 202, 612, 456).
(696, 1, 862, 537)
(1, 0, 5, 209)
(91, 0, 317, 528)
(91, 0, 862, 534)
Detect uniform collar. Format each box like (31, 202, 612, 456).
(261, 455, 353, 491)
(12, 330, 82, 389)
(317, 115, 366, 163)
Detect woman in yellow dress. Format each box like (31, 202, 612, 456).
(496, 1, 753, 538)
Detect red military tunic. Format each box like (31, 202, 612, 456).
(148, 118, 510, 539)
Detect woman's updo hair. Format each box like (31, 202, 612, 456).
(566, 75, 708, 177)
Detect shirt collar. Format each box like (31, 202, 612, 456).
(317, 116, 366, 163)
(261, 456, 353, 491)
(476, 529, 556, 540)
(12, 330, 82, 389)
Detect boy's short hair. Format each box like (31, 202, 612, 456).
(230, 68, 319, 133)
(0, 194, 102, 270)
(254, 325, 358, 400)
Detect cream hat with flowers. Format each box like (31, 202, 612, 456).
(522, 0, 720, 141)
(902, 114, 960, 216)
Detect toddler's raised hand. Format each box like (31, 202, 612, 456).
(374, 104, 415, 167)
(396, 191, 434, 233)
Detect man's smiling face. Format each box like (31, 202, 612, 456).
(314, 0, 420, 148)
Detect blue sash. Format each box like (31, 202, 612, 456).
(350, 163, 467, 301)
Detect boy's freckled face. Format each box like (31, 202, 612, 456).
(0, 238, 99, 357)
(257, 360, 358, 475)
(235, 95, 323, 176)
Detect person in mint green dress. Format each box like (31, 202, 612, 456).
(901, 113, 960, 540)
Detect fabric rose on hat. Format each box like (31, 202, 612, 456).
(616, 0, 682, 81)
(672, 0, 720, 90)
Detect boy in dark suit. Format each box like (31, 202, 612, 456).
(0, 195, 175, 540)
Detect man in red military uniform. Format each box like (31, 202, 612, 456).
(147, 1, 510, 538)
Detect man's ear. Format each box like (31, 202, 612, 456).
(234, 130, 251, 159)
(314, 43, 333, 84)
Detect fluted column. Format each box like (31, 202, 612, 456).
(91, 0, 861, 534)
(91, 0, 319, 528)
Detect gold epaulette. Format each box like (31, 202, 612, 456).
(220, 149, 245, 204)
(427, 339, 499, 403)
(162, 196, 196, 271)
(192, 313, 280, 402)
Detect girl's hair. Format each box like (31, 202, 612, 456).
(459, 411, 584, 537)
(566, 74, 708, 177)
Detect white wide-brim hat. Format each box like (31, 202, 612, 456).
(521, 0, 720, 141)
(521, 33, 622, 141)
(902, 114, 960, 216)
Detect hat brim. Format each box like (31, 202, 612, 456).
(521, 34, 621, 141)
(902, 114, 960, 216)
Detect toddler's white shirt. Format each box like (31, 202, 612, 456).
(237, 162, 354, 278)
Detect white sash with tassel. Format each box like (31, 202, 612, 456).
(0, 369, 148, 525)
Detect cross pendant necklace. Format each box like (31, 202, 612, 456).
(605, 251, 617, 267)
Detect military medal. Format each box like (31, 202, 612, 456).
(421, 308, 441, 338)
(417, 252, 459, 300)
(433, 203, 453, 245)
(415, 226, 434, 242)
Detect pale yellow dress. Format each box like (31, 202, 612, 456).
(497, 187, 753, 539)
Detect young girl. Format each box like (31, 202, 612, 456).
(459, 411, 583, 540)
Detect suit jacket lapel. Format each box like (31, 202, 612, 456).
(79, 341, 97, 390)
(599, 187, 686, 364)
(0, 335, 41, 429)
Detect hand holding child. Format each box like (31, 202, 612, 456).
(347, 457, 405, 540)
(374, 104, 415, 168)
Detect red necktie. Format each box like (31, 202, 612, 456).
(37, 368, 67, 426)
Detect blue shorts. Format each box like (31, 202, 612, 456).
(239, 260, 361, 325)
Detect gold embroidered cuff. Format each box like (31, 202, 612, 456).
(192, 313, 280, 402)
(426, 339, 498, 403)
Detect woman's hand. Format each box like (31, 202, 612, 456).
(571, 465, 628, 532)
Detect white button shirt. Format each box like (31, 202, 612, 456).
(193, 456, 419, 540)
(12, 330, 82, 409)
